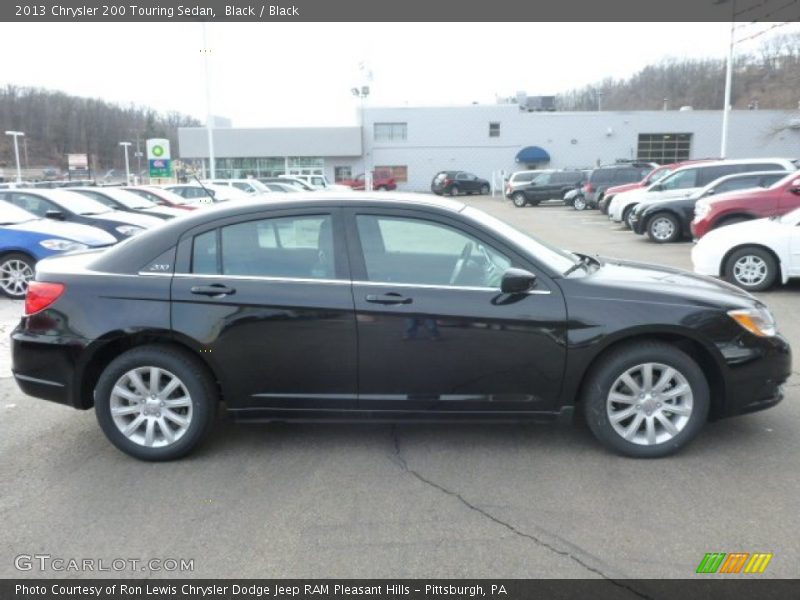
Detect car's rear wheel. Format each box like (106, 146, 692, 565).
(573, 196, 587, 211)
(377, 185, 388, 191)
(724, 246, 778, 291)
(0, 253, 35, 299)
(646, 213, 680, 243)
(583, 342, 709, 458)
(449, 186, 460, 196)
(512, 192, 528, 208)
(95, 345, 217, 461)
(622, 205, 636, 229)
(480, 184, 490, 195)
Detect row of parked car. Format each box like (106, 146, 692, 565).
(502, 158, 800, 292)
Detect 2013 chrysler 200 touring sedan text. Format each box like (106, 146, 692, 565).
(11, 194, 791, 460)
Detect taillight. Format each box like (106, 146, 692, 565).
(444, 179, 453, 186)
(25, 281, 65, 315)
(584, 183, 594, 193)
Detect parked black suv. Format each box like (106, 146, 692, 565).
(508, 170, 588, 207)
(585, 162, 657, 210)
(431, 171, 490, 196)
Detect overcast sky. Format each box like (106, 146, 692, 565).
(1, 22, 797, 127)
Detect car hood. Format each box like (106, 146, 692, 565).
(580, 257, 757, 308)
(5, 219, 117, 246)
(637, 195, 698, 212)
(605, 182, 642, 196)
(84, 210, 163, 228)
(698, 217, 786, 247)
(141, 206, 186, 219)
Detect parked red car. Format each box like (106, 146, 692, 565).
(691, 172, 800, 239)
(340, 171, 397, 191)
(598, 160, 714, 213)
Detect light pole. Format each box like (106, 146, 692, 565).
(119, 142, 132, 184)
(5, 131, 25, 184)
(202, 22, 216, 179)
(351, 85, 370, 190)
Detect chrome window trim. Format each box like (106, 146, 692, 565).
(140, 273, 551, 294)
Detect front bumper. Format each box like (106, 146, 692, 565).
(721, 333, 792, 418)
(629, 213, 646, 234)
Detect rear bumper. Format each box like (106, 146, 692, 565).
(11, 326, 87, 409)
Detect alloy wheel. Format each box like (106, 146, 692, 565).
(606, 362, 693, 446)
(0, 258, 34, 298)
(733, 255, 768, 287)
(110, 367, 193, 448)
(650, 217, 675, 241)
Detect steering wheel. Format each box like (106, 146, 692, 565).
(449, 242, 474, 285)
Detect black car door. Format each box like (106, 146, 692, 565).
(169, 207, 358, 415)
(344, 207, 568, 415)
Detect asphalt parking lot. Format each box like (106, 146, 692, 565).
(1, 195, 798, 581)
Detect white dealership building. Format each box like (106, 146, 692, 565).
(177, 103, 800, 191)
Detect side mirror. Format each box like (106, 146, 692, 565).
(651, 184, 664, 192)
(705, 189, 715, 196)
(790, 179, 800, 194)
(45, 210, 65, 220)
(501, 268, 537, 294)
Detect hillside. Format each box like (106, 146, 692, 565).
(0, 85, 200, 174)
(557, 32, 800, 111)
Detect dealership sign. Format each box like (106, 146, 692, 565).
(146, 138, 173, 178)
(67, 153, 89, 171)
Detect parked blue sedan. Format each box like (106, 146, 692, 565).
(0, 200, 116, 298)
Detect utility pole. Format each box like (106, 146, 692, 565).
(5, 131, 25, 183)
(720, 0, 736, 158)
(202, 22, 216, 179)
(119, 142, 132, 184)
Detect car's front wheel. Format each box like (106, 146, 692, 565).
(646, 213, 680, 243)
(512, 192, 528, 208)
(723, 246, 778, 291)
(449, 186, 460, 196)
(573, 196, 587, 211)
(582, 342, 709, 458)
(95, 345, 217, 461)
(0, 252, 35, 299)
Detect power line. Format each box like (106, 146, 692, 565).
(734, 0, 800, 27)
(735, 21, 793, 43)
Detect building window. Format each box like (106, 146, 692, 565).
(334, 166, 352, 182)
(375, 165, 408, 183)
(489, 122, 500, 137)
(637, 133, 692, 163)
(374, 122, 407, 142)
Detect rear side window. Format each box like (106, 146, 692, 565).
(590, 170, 614, 184)
(192, 230, 218, 274)
(511, 172, 535, 183)
(612, 168, 644, 184)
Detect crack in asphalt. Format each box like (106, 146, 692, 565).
(389, 426, 653, 600)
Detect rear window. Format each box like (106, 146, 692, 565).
(511, 172, 536, 183)
(590, 169, 615, 184)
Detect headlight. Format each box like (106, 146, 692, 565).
(39, 239, 88, 252)
(728, 307, 777, 337)
(115, 225, 144, 237)
(695, 201, 710, 219)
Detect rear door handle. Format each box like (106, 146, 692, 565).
(191, 284, 236, 297)
(365, 292, 412, 305)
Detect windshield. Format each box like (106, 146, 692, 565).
(463, 206, 579, 274)
(44, 189, 112, 215)
(646, 167, 673, 184)
(0, 201, 38, 224)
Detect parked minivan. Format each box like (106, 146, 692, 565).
(583, 162, 658, 210)
(608, 158, 799, 227)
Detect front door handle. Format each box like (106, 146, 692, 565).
(191, 284, 236, 298)
(365, 292, 412, 305)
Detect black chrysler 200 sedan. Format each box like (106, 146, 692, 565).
(11, 194, 791, 460)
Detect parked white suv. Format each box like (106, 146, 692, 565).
(608, 158, 798, 227)
(293, 174, 351, 191)
(206, 179, 270, 195)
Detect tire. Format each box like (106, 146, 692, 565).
(480, 184, 490, 195)
(377, 185, 387, 191)
(512, 192, 528, 208)
(723, 246, 778, 292)
(449, 186, 460, 197)
(646, 213, 681, 243)
(582, 341, 710, 458)
(95, 345, 217, 461)
(598, 195, 607, 214)
(0, 252, 35, 299)
(573, 196, 587, 211)
(621, 205, 636, 229)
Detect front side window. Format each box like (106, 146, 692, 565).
(660, 169, 698, 190)
(356, 215, 512, 288)
(191, 215, 335, 279)
(6, 193, 57, 217)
